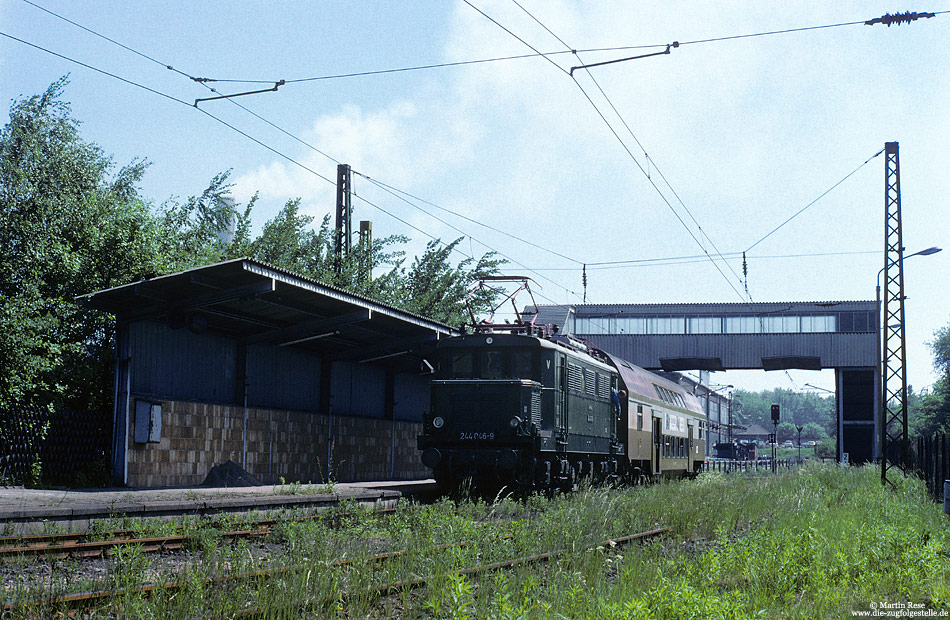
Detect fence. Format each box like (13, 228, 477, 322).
(914, 433, 948, 501)
(703, 459, 794, 473)
(0, 405, 111, 486)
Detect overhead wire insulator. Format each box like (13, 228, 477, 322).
(582, 264, 588, 303)
(865, 11, 935, 27)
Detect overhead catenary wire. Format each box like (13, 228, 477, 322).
(18, 0, 589, 301)
(3, 16, 585, 303)
(529, 249, 879, 271)
(354, 173, 584, 266)
(510, 0, 747, 292)
(479, 0, 748, 303)
(15, 1, 932, 307)
(36, 2, 942, 87)
(743, 148, 885, 253)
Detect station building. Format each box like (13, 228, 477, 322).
(83, 258, 457, 487)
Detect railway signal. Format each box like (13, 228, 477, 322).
(771, 405, 780, 473)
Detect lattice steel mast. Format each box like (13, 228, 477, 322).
(881, 141, 907, 487)
(335, 164, 353, 276)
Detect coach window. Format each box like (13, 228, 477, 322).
(636, 405, 643, 430)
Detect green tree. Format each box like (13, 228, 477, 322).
(732, 388, 835, 436)
(928, 324, 950, 383)
(0, 77, 164, 412)
(800, 421, 828, 441)
(777, 421, 797, 442)
(0, 79, 504, 414)
(400, 238, 503, 327)
(908, 324, 950, 438)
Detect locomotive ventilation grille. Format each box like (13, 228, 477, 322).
(530, 389, 542, 426)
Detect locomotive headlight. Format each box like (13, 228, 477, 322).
(509, 416, 523, 429)
(432, 416, 445, 429)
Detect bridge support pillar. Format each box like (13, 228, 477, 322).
(836, 367, 879, 464)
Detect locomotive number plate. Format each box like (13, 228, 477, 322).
(459, 432, 495, 440)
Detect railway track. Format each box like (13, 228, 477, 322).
(0, 507, 398, 559)
(2, 526, 668, 616)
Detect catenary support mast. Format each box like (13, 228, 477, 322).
(881, 141, 907, 487)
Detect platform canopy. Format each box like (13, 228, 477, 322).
(82, 258, 458, 370)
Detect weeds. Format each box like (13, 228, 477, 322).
(4, 464, 948, 619)
(272, 476, 335, 495)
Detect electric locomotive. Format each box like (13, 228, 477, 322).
(418, 322, 707, 492)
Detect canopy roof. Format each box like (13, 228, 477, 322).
(81, 258, 459, 368)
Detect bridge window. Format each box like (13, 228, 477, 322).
(688, 317, 722, 334)
(801, 315, 836, 332)
(838, 311, 873, 333)
(648, 317, 686, 334)
(573, 312, 855, 335)
(725, 316, 761, 333)
(615, 317, 647, 334)
(763, 316, 800, 333)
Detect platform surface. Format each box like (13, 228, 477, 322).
(0, 479, 436, 533)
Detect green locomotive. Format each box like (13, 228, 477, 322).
(418, 327, 707, 492)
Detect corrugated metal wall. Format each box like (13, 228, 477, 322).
(131, 321, 236, 402)
(247, 344, 321, 411)
(129, 321, 427, 421)
(330, 361, 386, 417)
(394, 373, 428, 422)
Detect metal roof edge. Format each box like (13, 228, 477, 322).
(533, 300, 876, 311)
(76, 257, 252, 301)
(79, 257, 460, 336)
(240, 259, 459, 335)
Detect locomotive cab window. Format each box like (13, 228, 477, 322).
(483, 350, 505, 379)
(440, 348, 540, 380)
(445, 352, 473, 378)
(510, 350, 536, 380)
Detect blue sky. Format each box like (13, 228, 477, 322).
(2, 1, 948, 394)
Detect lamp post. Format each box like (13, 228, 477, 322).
(804, 383, 835, 457)
(707, 384, 734, 457)
(878, 246, 941, 484)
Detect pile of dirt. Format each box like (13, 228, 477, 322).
(200, 460, 262, 487)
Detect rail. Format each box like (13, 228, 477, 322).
(3, 526, 668, 616)
(0, 507, 398, 559)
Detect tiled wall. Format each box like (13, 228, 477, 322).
(126, 400, 428, 487)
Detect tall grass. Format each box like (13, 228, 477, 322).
(3, 464, 947, 618)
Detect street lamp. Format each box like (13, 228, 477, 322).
(878, 246, 941, 482)
(715, 384, 735, 443)
(804, 383, 836, 458)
